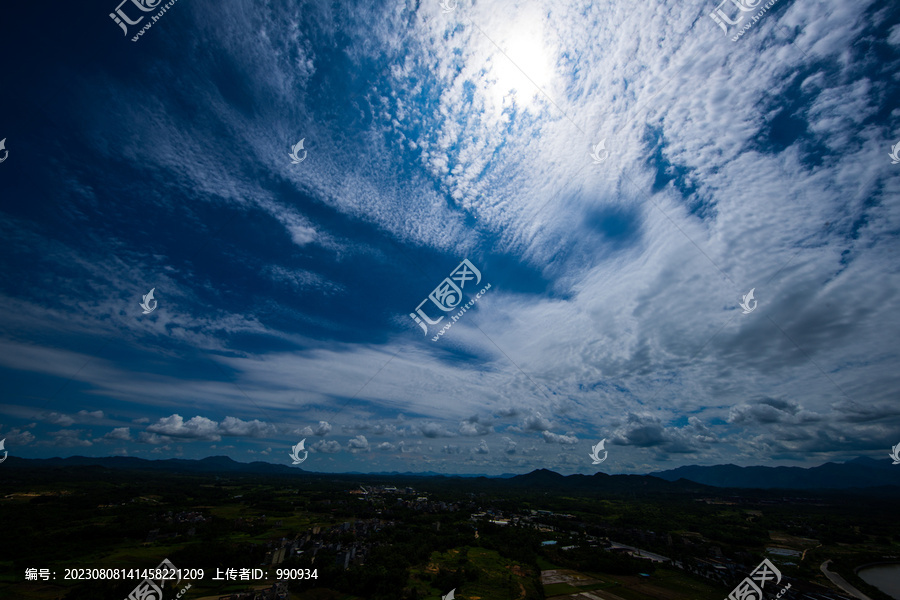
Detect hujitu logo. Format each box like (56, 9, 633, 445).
(289, 139, 307, 164)
(589, 439, 607, 465)
(709, 0, 764, 34)
(140, 288, 158, 314)
(109, 0, 163, 36)
(410, 259, 484, 338)
(289, 439, 308, 465)
(739, 288, 757, 314)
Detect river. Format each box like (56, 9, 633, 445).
(858, 563, 900, 600)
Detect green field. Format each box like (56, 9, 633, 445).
(541, 568, 727, 600)
(408, 546, 541, 600)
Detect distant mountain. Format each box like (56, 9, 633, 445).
(341, 470, 492, 478)
(6, 455, 900, 491)
(3, 455, 303, 475)
(650, 456, 900, 489)
(506, 468, 713, 494)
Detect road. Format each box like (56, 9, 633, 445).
(819, 560, 873, 600)
(607, 541, 673, 563)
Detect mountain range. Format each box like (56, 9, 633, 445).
(3, 455, 898, 490)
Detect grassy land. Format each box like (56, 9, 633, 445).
(541, 567, 728, 600)
(535, 556, 561, 571)
(544, 582, 582, 596)
(408, 546, 541, 600)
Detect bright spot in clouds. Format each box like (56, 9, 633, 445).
(486, 9, 556, 110)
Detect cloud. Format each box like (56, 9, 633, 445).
(541, 430, 578, 445)
(0, 428, 35, 445)
(310, 439, 342, 454)
(459, 415, 494, 436)
(141, 414, 278, 443)
(376, 441, 396, 451)
(77, 410, 104, 420)
(418, 422, 455, 438)
(268, 265, 343, 295)
(502, 436, 517, 454)
(612, 413, 719, 455)
(102, 427, 132, 442)
(45, 429, 93, 447)
(441, 444, 462, 454)
(42, 412, 74, 426)
(146, 415, 221, 441)
(728, 398, 817, 426)
(522, 413, 552, 432)
(398, 441, 418, 453)
(471, 440, 489, 455)
(0, 0, 897, 475)
(298, 420, 333, 437)
(138, 432, 170, 445)
(495, 407, 521, 418)
(219, 417, 277, 438)
(347, 435, 370, 452)
(342, 422, 403, 436)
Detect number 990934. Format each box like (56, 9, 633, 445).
(275, 568, 318, 579)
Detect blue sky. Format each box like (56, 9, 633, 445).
(0, 0, 899, 475)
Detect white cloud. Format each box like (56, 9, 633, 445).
(77, 410, 105, 420)
(348, 435, 370, 452)
(102, 427, 132, 442)
(459, 415, 494, 436)
(541, 430, 578, 445)
(0, 0, 896, 475)
(44, 430, 93, 447)
(0, 428, 35, 446)
(43, 412, 74, 426)
(298, 420, 333, 437)
(147, 415, 221, 441)
(310, 439, 342, 454)
(219, 417, 277, 438)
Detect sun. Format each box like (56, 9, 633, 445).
(484, 12, 555, 111)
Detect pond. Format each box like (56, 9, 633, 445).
(857, 563, 900, 600)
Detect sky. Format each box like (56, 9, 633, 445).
(0, 0, 899, 476)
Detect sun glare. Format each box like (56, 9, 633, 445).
(486, 15, 555, 111)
